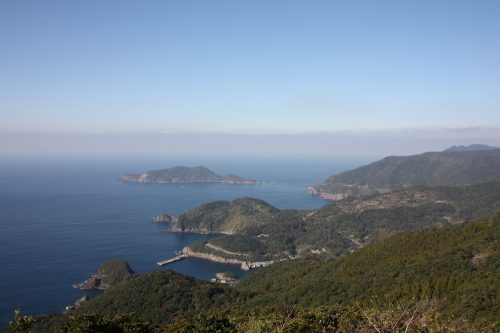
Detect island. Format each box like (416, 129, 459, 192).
(120, 166, 257, 184)
(74, 259, 135, 290)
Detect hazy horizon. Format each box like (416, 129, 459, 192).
(1, 1, 500, 157)
(1, 127, 499, 158)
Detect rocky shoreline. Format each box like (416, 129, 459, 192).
(170, 226, 215, 234)
(307, 186, 349, 201)
(122, 177, 258, 185)
(153, 214, 235, 234)
(73, 275, 110, 290)
(181, 247, 276, 270)
(169, 226, 233, 235)
(74, 260, 135, 290)
(181, 246, 247, 268)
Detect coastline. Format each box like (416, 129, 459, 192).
(182, 246, 245, 266)
(122, 179, 259, 185)
(169, 225, 234, 235)
(181, 247, 276, 270)
(307, 186, 348, 201)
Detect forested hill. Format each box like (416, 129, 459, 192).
(236, 212, 500, 324)
(29, 213, 499, 332)
(170, 182, 500, 262)
(120, 166, 256, 184)
(310, 148, 500, 197)
(171, 197, 280, 234)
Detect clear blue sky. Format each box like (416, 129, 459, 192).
(1, 1, 499, 156)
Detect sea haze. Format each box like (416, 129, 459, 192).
(0, 156, 367, 321)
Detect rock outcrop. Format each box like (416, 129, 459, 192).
(74, 259, 135, 290)
(153, 213, 174, 223)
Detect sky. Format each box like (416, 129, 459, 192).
(1, 0, 499, 157)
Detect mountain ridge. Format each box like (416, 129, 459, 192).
(444, 144, 499, 152)
(310, 149, 500, 198)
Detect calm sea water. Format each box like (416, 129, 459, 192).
(0, 156, 366, 322)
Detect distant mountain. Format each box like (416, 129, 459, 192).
(310, 149, 500, 197)
(444, 144, 499, 152)
(120, 166, 256, 184)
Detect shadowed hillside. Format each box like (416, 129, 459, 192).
(310, 149, 500, 197)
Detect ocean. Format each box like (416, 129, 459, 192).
(0, 156, 367, 322)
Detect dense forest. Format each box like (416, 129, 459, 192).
(311, 148, 500, 196)
(5, 173, 500, 332)
(177, 182, 500, 261)
(14, 213, 498, 332)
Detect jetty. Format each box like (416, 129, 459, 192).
(157, 254, 186, 266)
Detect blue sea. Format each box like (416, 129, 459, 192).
(0, 156, 366, 323)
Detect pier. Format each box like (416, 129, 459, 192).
(157, 254, 186, 266)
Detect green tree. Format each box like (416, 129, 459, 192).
(8, 309, 35, 333)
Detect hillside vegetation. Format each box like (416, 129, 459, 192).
(173, 198, 281, 234)
(175, 182, 500, 261)
(77, 270, 239, 325)
(236, 213, 500, 325)
(26, 213, 499, 332)
(74, 260, 135, 290)
(311, 149, 500, 197)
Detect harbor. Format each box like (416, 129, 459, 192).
(157, 254, 186, 266)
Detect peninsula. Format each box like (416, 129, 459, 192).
(309, 146, 500, 199)
(74, 260, 135, 290)
(160, 183, 500, 264)
(120, 166, 257, 184)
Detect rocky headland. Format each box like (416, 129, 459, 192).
(310, 147, 500, 199)
(74, 259, 135, 290)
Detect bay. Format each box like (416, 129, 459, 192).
(0, 156, 366, 321)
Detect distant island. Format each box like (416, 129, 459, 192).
(120, 166, 257, 184)
(309, 145, 500, 199)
